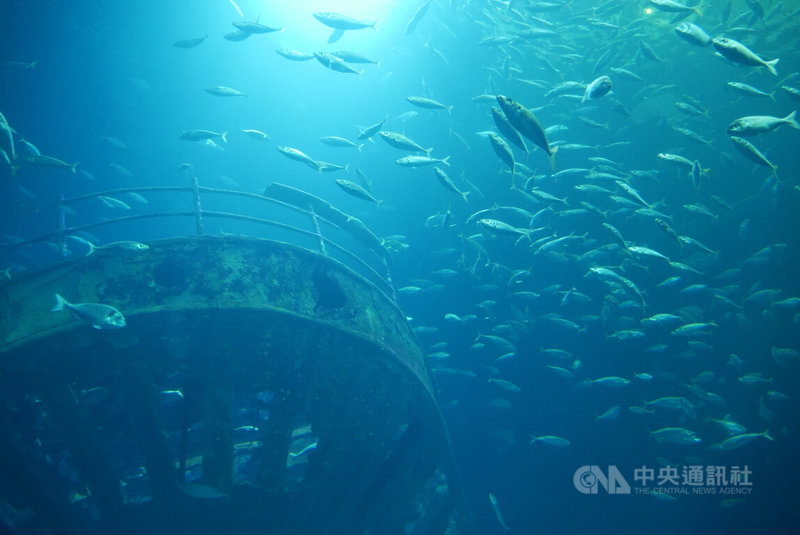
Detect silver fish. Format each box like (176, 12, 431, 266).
(181, 130, 227, 142)
(335, 179, 381, 204)
(395, 155, 450, 167)
(729, 136, 777, 172)
(232, 21, 282, 34)
(674, 22, 711, 46)
(357, 117, 386, 140)
(378, 131, 431, 153)
(330, 50, 380, 66)
(726, 81, 774, 100)
(712, 37, 779, 76)
(275, 48, 315, 61)
(727, 111, 799, 136)
(314, 52, 363, 75)
(406, 96, 453, 111)
(276, 146, 320, 170)
(241, 129, 270, 141)
(320, 136, 363, 150)
(433, 167, 470, 202)
(205, 86, 247, 97)
(581, 75, 613, 103)
(647, 0, 700, 15)
(51, 293, 126, 329)
(173, 35, 207, 48)
(312, 12, 377, 31)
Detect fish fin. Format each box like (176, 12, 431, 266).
(86, 241, 96, 256)
(763, 429, 775, 441)
(71, 161, 79, 173)
(51, 293, 67, 312)
(461, 191, 470, 203)
(424, 147, 433, 155)
(221, 132, 228, 143)
(441, 155, 451, 167)
(357, 143, 364, 152)
(328, 29, 344, 44)
(765, 58, 779, 76)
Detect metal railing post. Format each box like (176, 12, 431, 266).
(308, 204, 326, 255)
(191, 177, 204, 235)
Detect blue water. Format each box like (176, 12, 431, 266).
(1, 0, 799, 533)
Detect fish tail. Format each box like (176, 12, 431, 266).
(548, 145, 558, 171)
(71, 161, 79, 174)
(765, 58, 779, 76)
(357, 143, 364, 152)
(441, 155, 451, 167)
(461, 191, 470, 203)
(51, 293, 67, 312)
(784, 110, 799, 129)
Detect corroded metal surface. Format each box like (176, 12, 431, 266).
(0, 235, 430, 394)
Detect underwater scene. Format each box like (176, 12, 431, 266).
(1, 0, 799, 533)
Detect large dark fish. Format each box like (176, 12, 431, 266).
(496, 95, 557, 169)
(491, 107, 528, 154)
